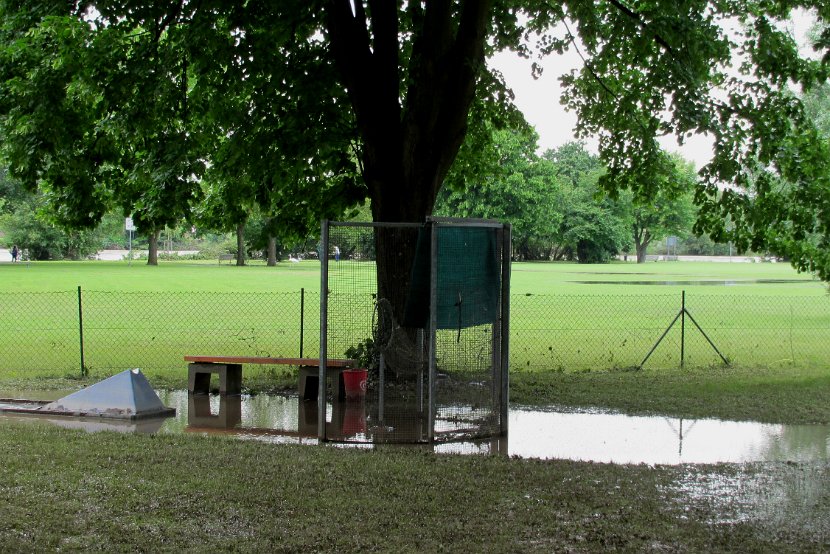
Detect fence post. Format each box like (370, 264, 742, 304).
(680, 290, 686, 368)
(77, 286, 86, 377)
(299, 287, 305, 358)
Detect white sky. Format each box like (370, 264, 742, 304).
(488, 11, 818, 170)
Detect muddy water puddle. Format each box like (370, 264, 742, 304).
(2, 390, 828, 465)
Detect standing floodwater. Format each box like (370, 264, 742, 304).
(2, 390, 829, 464)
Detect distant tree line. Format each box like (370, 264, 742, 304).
(3, 129, 725, 264)
(436, 130, 704, 263)
(0, 166, 329, 262)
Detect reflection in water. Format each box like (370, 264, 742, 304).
(3, 390, 829, 465)
(181, 393, 370, 443)
(506, 408, 830, 464)
(187, 394, 242, 429)
(166, 392, 830, 465)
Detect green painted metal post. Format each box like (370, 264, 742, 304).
(299, 288, 305, 358)
(77, 286, 86, 377)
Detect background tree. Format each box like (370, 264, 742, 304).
(437, 126, 563, 260)
(544, 142, 629, 262)
(0, 172, 100, 259)
(613, 154, 698, 263)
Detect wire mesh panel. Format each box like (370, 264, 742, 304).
(684, 294, 830, 368)
(510, 293, 680, 371)
(81, 291, 314, 374)
(322, 219, 510, 444)
(0, 291, 79, 374)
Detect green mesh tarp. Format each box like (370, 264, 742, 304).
(403, 225, 501, 330)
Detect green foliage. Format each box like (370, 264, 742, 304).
(1, 207, 97, 260)
(567, 203, 629, 263)
(439, 126, 565, 259)
(546, 142, 630, 263)
(344, 337, 379, 371)
(554, 2, 830, 277)
(611, 153, 699, 262)
(0, 178, 99, 259)
(2, 1, 830, 282)
(442, 136, 655, 263)
(677, 234, 732, 256)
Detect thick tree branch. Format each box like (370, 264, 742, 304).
(401, 0, 491, 214)
(325, 0, 377, 137)
(432, 0, 491, 171)
(367, 1, 401, 126)
(154, 0, 186, 42)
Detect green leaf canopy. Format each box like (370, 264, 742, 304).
(1, 1, 829, 278)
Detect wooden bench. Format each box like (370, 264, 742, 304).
(218, 253, 235, 264)
(184, 355, 356, 400)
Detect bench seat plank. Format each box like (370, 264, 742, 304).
(185, 355, 357, 399)
(184, 355, 354, 367)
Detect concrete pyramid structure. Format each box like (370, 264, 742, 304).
(40, 369, 174, 420)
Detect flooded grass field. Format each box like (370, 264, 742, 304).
(2, 390, 828, 465)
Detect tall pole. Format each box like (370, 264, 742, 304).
(427, 221, 438, 442)
(318, 221, 329, 441)
(499, 224, 512, 436)
(77, 286, 86, 377)
(299, 288, 305, 358)
(680, 290, 686, 368)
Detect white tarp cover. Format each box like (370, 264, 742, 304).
(40, 369, 171, 419)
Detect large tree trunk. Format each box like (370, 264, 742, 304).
(147, 229, 160, 266)
(326, 1, 491, 325)
(235, 223, 245, 266)
(634, 226, 651, 263)
(267, 235, 277, 266)
(636, 243, 648, 263)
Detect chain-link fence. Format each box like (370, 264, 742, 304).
(1, 288, 828, 376)
(511, 292, 830, 370)
(0, 288, 319, 376)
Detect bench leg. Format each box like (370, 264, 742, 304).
(222, 364, 242, 395)
(298, 366, 346, 401)
(188, 363, 242, 395)
(298, 366, 318, 401)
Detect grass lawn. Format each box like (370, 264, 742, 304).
(1, 258, 828, 424)
(509, 366, 830, 424)
(0, 259, 320, 292)
(510, 259, 825, 296)
(1, 257, 825, 295)
(0, 420, 827, 552)
(1, 260, 828, 550)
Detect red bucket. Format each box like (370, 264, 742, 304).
(342, 369, 368, 399)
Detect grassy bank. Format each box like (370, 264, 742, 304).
(509, 366, 830, 424)
(1, 421, 827, 552)
(2, 364, 828, 426)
